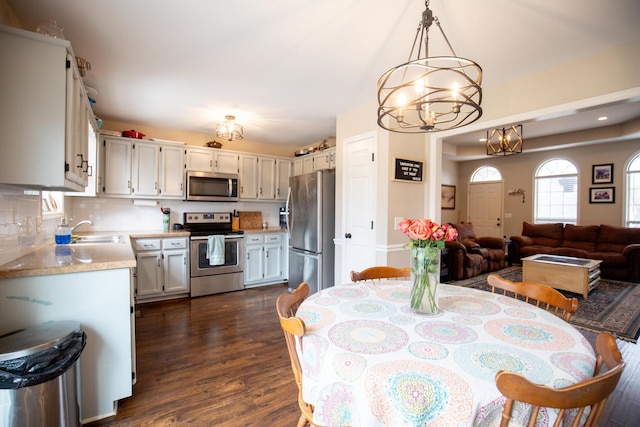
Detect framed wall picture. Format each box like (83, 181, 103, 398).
(592, 163, 613, 184)
(589, 187, 615, 203)
(441, 185, 456, 209)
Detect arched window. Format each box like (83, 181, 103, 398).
(470, 166, 502, 182)
(534, 159, 578, 224)
(625, 152, 640, 228)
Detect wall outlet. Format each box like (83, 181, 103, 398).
(394, 217, 404, 230)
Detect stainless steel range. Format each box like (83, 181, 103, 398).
(183, 212, 244, 297)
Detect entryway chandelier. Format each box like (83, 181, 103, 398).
(486, 125, 524, 156)
(377, 0, 482, 133)
(216, 115, 243, 141)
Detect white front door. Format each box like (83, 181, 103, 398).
(468, 181, 504, 238)
(342, 132, 377, 282)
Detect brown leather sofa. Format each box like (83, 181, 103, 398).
(445, 222, 507, 280)
(509, 222, 640, 282)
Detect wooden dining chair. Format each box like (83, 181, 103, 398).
(350, 266, 410, 282)
(487, 273, 579, 321)
(276, 282, 320, 427)
(495, 332, 625, 427)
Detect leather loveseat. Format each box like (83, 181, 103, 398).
(445, 222, 507, 280)
(509, 222, 640, 282)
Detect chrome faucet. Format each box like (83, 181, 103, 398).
(71, 220, 93, 233)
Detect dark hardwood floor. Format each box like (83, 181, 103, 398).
(86, 283, 639, 427)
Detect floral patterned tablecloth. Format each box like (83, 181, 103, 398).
(297, 281, 596, 427)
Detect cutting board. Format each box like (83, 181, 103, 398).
(239, 211, 263, 229)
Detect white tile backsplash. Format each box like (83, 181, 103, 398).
(0, 185, 285, 265)
(0, 184, 57, 265)
(66, 197, 285, 231)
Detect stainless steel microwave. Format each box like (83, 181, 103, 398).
(185, 171, 239, 202)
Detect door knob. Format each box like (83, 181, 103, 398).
(345, 233, 352, 239)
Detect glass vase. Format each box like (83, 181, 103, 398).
(409, 247, 441, 314)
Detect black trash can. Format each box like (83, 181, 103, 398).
(0, 321, 86, 427)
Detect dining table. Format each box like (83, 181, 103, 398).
(296, 280, 597, 427)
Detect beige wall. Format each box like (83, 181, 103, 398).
(480, 40, 640, 124)
(455, 138, 640, 239)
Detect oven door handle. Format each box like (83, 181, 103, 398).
(190, 235, 242, 241)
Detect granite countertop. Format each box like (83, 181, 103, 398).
(0, 230, 188, 279)
(0, 236, 136, 279)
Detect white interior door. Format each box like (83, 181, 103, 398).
(342, 132, 376, 282)
(468, 181, 504, 238)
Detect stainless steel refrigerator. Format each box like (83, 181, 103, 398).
(287, 169, 335, 294)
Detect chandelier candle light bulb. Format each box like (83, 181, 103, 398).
(399, 218, 458, 314)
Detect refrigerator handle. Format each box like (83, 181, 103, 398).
(286, 186, 292, 236)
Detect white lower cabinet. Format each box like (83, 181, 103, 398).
(0, 268, 133, 422)
(133, 237, 189, 301)
(244, 233, 287, 287)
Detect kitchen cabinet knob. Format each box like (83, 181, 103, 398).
(345, 233, 352, 239)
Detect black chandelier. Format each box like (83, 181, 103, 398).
(486, 125, 524, 156)
(377, 0, 482, 133)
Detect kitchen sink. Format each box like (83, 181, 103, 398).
(72, 235, 127, 244)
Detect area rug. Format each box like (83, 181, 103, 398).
(447, 266, 640, 343)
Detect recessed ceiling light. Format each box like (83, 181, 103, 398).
(598, 116, 608, 121)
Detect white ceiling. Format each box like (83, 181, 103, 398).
(6, 0, 640, 150)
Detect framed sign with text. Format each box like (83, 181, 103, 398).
(393, 158, 423, 182)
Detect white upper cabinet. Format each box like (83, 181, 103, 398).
(102, 136, 185, 198)
(313, 147, 336, 171)
(275, 159, 292, 201)
(239, 154, 258, 199)
(291, 147, 336, 176)
(240, 155, 291, 201)
(67, 116, 100, 197)
(158, 143, 185, 198)
(214, 151, 240, 174)
(103, 137, 133, 196)
(293, 158, 304, 176)
(186, 146, 238, 174)
(0, 26, 94, 191)
(131, 141, 160, 197)
(303, 156, 315, 174)
(65, 61, 90, 187)
(258, 157, 276, 200)
(185, 147, 213, 172)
